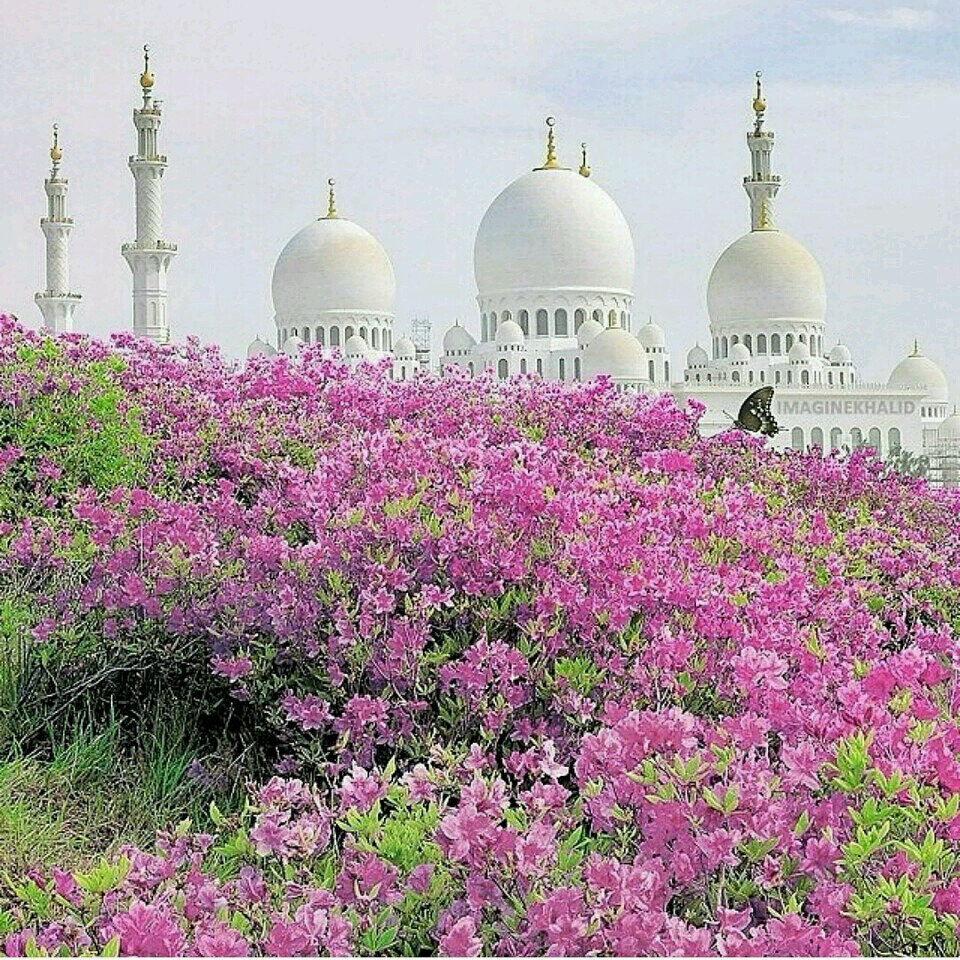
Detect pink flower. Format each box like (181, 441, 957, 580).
(408, 862, 434, 893)
(192, 919, 250, 956)
(263, 917, 313, 956)
(339, 764, 386, 812)
(107, 900, 186, 957)
(439, 916, 483, 957)
(211, 655, 253, 681)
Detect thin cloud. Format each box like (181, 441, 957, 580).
(820, 6, 937, 29)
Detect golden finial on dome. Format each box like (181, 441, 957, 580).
(579, 142, 591, 178)
(535, 116, 560, 170)
(324, 178, 339, 219)
(49, 123, 62, 163)
(911, 338, 920, 356)
(140, 44, 155, 90)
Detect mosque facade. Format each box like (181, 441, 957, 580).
(26, 53, 960, 476)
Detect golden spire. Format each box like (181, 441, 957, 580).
(324, 178, 339, 219)
(535, 116, 560, 170)
(579, 142, 591, 177)
(752, 70, 766, 132)
(49, 123, 62, 163)
(140, 44, 155, 90)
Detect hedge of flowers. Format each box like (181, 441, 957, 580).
(2, 313, 960, 955)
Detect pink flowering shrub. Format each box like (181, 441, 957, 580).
(3, 314, 960, 954)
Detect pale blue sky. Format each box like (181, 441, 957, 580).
(1, 0, 958, 395)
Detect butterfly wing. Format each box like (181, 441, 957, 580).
(735, 386, 778, 435)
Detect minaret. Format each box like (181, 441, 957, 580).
(35, 125, 81, 333)
(122, 45, 177, 344)
(743, 71, 781, 231)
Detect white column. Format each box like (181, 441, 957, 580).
(35, 125, 81, 333)
(743, 72, 781, 231)
(122, 45, 177, 344)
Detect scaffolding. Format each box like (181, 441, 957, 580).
(926, 438, 960, 488)
(409, 315, 433, 371)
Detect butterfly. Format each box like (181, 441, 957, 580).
(733, 385, 779, 436)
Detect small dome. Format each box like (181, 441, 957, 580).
(443, 323, 477, 353)
(576, 317, 604, 348)
(707, 230, 826, 328)
(247, 337, 277, 359)
(475, 168, 634, 296)
(789, 339, 811, 361)
(638, 319, 666, 350)
(583, 324, 648, 382)
(272, 217, 396, 321)
(496, 319, 525, 345)
(828, 343, 852, 364)
(730, 342, 751, 361)
(393, 336, 417, 359)
(888, 347, 949, 402)
(282, 334, 304, 357)
(344, 334, 370, 359)
(687, 343, 709, 367)
(938, 411, 960, 440)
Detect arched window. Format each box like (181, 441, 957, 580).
(827, 372, 832, 385)
(316, 326, 325, 346)
(371, 328, 379, 349)
(345, 325, 355, 342)
(291, 327, 299, 338)
(574, 308, 586, 331)
(722, 337, 729, 358)
(757, 334, 767, 355)
(744, 334, 752, 352)
(498, 358, 508, 380)
(385, 330, 392, 351)
(502, 310, 511, 324)
(811, 427, 824, 450)
(748, 371, 754, 383)
(302, 327, 311, 344)
(481, 314, 489, 341)
(330, 326, 341, 347)
(785, 334, 794, 351)
(518, 310, 529, 335)
(732, 370, 741, 383)
(791, 427, 804, 451)
(648, 359, 655, 381)
(888, 427, 901, 453)
(839, 372, 845, 386)
(850, 427, 863, 449)
(731, 334, 739, 345)
(536, 358, 543, 375)
(574, 357, 581, 381)
(620, 311, 627, 329)
(520, 358, 527, 374)
(759, 370, 765, 383)
(830, 427, 842, 450)
(713, 337, 719, 359)
(771, 333, 781, 355)
(608, 309, 617, 327)
(555, 309, 569, 336)
(490, 313, 498, 339)
(694, 373, 700, 383)
(706, 373, 712, 383)
(787, 370, 793, 384)
(775, 370, 781, 384)
(801, 370, 810, 385)
(868, 427, 882, 454)
(536, 309, 549, 336)
(664, 361, 670, 382)
(592, 308, 602, 323)
(799, 333, 806, 343)
(359, 326, 368, 342)
(559, 358, 566, 380)
(467, 361, 474, 376)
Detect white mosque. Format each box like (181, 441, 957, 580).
(27, 51, 960, 478)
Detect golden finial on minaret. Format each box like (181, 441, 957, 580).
(324, 178, 339, 219)
(49, 123, 62, 163)
(753, 70, 766, 115)
(535, 116, 560, 170)
(579, 142, 591, 177)
(140, 44, 155, 90)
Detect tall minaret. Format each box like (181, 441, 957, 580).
(122, 45, 177, 344)
(743, 71, 781, 231)
(35, 125, 81, 333)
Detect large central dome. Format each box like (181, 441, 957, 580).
(707, 229, 826, 327)
(474, 168, 634, 296)
(272, 216, 395, 321)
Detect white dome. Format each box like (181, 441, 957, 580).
(687, 343, 709, 367)
(576, 317, 604, 348)
(707, 230, 826, 327)
(474, 168, 634, 296)
(393, 337, 417, 359)
(938, 411, 960, 440)
(730, 342, 751, 361)
(272, 217, 396, 320)
(496, 319, 525, 345)
(344, 334, 370, 359)
(829, 343, 852, 364)
(789, 339, 810, 361)
(638, 319, 666, 350)
(247, 337, 277, 358)
(887, 349, 949, 402)
(443, 323, 477, 353)
(282, 334, 304, 357)
(583, 325, 648, 382)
